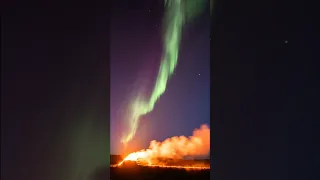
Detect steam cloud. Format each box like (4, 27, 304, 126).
(149, 124, 210, 159)
(123, 124, 210, 163)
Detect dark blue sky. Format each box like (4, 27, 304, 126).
(110, 1, 210, 154)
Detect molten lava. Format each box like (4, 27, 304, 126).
(111, 124, 210, 170)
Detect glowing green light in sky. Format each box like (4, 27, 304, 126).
(121, 0, 207, 146)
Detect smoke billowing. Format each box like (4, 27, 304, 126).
(149, 124, 210, 159)
(122, 124, 210, 164)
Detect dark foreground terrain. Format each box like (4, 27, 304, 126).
(109, 155, 210, 180)
(110, 165, 210, 180)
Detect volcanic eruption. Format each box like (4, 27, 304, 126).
(112, 0, 210, 172)
(112, 124, 210, 170)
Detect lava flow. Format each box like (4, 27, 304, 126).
(111, 124, 210, 170)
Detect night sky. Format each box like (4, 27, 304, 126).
(2, 0, 317, 180)
(110, 0, 210, 154)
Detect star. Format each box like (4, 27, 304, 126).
(284, 40, 288, 43)
(148, 9, 151, 12)
(198, 73, 201, 76)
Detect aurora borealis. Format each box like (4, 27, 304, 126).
(111, 0, 210, 157)
(120, 0, 208, 147)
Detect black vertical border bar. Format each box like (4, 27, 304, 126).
(1, 1, 111, 180)
(210, 0, 317, 179)
(93, 0, 111, 178)
(210, 0, 219, 179)
(87, 1, 111, 179)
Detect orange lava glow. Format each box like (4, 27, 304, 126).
(111, 124, 210, 170)
(138, 164, 210, 170)
(111, 161, 210, 170)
